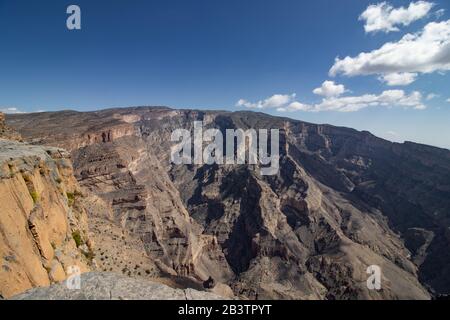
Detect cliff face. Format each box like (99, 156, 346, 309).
(0, 112, 22, 141)
(6, 107, 450, 299)
(0, 139, 93, 298)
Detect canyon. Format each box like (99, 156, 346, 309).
(1, 106, 450, 299)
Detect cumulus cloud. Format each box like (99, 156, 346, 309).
(236, 89, 425, 113)
(236, 94, 296, 109)
(313, 81, 347, 97)
(312, 90, 425, 112)
(276, 101, 311, 112)
(330, 20, 450, 84)
(378, 72, 418, 86)
(359, 1, 434, 33)
(0, 107, 25, 114)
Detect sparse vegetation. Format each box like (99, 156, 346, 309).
(74, 190, 83, 197)
(66, 192, 75, 207)
(8, 163, 15, 178)
(72, 230, 83, 247)
(82, 249, 95, 262)
(66, 190, 83, 206)
(30, 191, 39, 204)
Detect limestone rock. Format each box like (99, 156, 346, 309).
(13, 272, 225, 300)
(0, 112, 22, 141)
(0, 139, 92, 298)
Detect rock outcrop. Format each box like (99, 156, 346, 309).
(5, 107, 450, 299)
(12, 272, 225, 300)
(0, 139, 94, 298)
(0, 112, 21, 141)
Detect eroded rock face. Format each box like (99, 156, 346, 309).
(12, 272, 225, 300)
(6, 107, 450, 299)
(0, 112, 22, 141)
(0, 139, 93, 298)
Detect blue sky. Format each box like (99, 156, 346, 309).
(0, 0, 449, 148)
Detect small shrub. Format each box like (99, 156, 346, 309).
(72, 230, 83, 247)
(8, 164, 15, 178)
(74, 190, 83, 197)
(82, 249, 95, 262)
(66, 192, 75, 207)
(30, 191, 39, 204)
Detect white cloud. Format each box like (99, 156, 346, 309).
(426, 93, 439, 100)
(313, 81, 347, 97)
(435, 9, 445, 18)
(236, 89, 425, 113)
(386, 130, 399, 137)
(378, 72, 418, 86)
(447, 98, 450, 103)
(359, 1, 434, 33)
(276, 101, 312, 112)
(236, 94, 296, 109)
(312, 90, 425, 112)
(330, 20, 450, 84)
(0, 107, 25, 114)
(384, 130, 404, 142)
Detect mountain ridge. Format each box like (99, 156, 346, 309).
(12, 106, 449, 151)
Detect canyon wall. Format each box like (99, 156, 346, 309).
(5, 107, 450, 299)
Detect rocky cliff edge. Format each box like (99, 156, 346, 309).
(0, 138, 94, 298)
